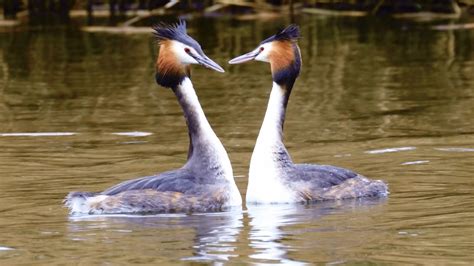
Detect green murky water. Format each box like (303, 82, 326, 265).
(0, 15, 473, 264)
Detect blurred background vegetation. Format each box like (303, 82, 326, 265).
(1, 0, 474, 26)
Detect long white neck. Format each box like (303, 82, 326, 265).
(174, 78, 229, 170)
(247, 82, 294, 203)
(252, 82, 291, 163)
(174, 78, 241, 206)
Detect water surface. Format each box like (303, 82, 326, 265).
(0, 15, 473, 264)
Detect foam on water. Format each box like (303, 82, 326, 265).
(401, 160, 430, 165)
(366, 147, 416, 154)
(111, 131, 153, 137)
(68, 213, 188, 221)
(0, 132, 77, 137)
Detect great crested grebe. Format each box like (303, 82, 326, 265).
(229, 25, 388, 204)
(65, 21, 242, 214)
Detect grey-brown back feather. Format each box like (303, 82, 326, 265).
(286, 164, 358, 187)
(282, 164, 387, 202)
(101, 168, 227, 196)
(92, 189, 228, 214)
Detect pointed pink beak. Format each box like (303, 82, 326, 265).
(228, 48, 260, 64)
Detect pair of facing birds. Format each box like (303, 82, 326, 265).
(65, 21, 388, 215)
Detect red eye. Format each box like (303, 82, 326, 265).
(260, 47, 264, 51)
(184, 47, 190, 53)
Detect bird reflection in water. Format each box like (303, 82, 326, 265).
(66, 207, 243, 263)
(66, 199, 386, 263)
(182, 210, 243, 262)
(248, 204, 308, 265)
(247, 198, 386, 264)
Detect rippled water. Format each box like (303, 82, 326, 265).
(0, 15, 473, 264)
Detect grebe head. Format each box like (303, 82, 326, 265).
(153, 20, 224, 88)
(229, 25, 301, 87)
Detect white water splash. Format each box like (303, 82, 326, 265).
(111, 131, 153, 137)
(69, 213, 187, 220)
(0, 132, 76, 137)
(401, 160, 430, 165)
(366, 147, 416, 154)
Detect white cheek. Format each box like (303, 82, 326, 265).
(176, 49, 198, 64)
(171, 41, 198, 64)
(255, 52, 269, 62)
(255, 43, 272, 63)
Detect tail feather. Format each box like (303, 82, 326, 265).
(64, 191, 100, 215)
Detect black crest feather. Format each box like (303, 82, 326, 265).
(261, 25, 300, 44)
(153, 20, 187, 42)
(152, 19, 203, 56)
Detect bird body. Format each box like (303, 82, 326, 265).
(229, 25, 388, 204)
(65, 21, 241, 215)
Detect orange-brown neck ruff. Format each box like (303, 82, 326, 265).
(268, 41, 301, 88)
(269, 41, 294, 73)
(155, 40, 189, 88)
